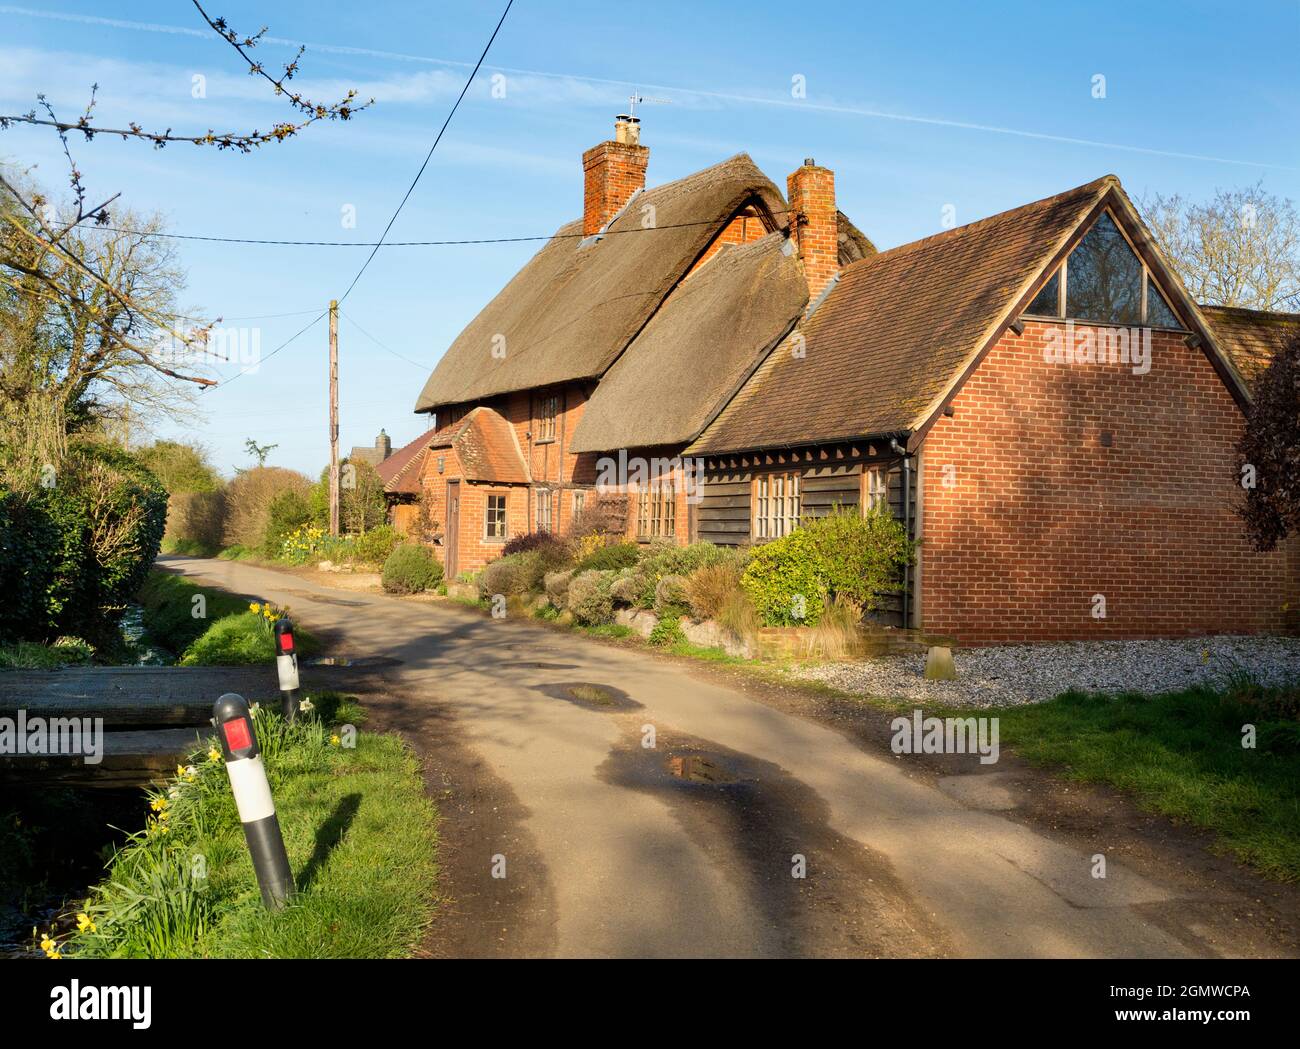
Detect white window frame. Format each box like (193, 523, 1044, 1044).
(754, 471, 801, 540)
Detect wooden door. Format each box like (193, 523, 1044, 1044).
(445, 480, 461, 579)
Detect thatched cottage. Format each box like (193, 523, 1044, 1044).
(380, 118, 1299, 643)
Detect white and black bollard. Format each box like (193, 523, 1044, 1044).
(273, 617, 300, 723)
(213, 692, 296, 910)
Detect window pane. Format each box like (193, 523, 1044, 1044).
(1146, 278, 1179, 328)
(1026, 270, 1060, 316)
(1065, 212, 1142, 324)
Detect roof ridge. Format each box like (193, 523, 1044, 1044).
(1201, 303, 1300, 321)
(842, 174, 1116, 273)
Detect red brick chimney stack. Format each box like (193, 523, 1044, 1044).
(787, 159, 838, 301)
(582, 116, 650, 237)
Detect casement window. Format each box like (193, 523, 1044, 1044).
(572, 490, 586, 517)
(536, 394, 559, 442)
(1024, 211, 1182, 328)
(536, 488, 553, 533)
(864, 465, 888, 511)
(636, 484, 676, 539)
(485, 493, 507, 540)
(754, 472, 801, 540)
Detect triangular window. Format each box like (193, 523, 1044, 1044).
(1022, 210, 1184, 329)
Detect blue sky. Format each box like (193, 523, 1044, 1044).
(2, 0, 1297, 476)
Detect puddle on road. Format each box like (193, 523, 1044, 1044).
(530, 682, 642, 711)
(666, 752, 736, 785)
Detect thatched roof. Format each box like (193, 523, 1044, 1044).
(691, 175, 1233, 455)
(1201, 305, 1300, 393)
(570, 233, 808, 452)
(414, 154, 787, 415)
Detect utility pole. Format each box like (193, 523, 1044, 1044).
(328, 299, 340, 537)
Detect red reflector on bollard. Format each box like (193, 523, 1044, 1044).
(279, 633, 294, 652)
(224, 718, 252, 751)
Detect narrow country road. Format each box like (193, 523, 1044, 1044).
(160, 555, 1300, 959)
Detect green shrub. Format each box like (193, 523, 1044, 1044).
(382, 544, 443, 595)
(543, 569, 574, 608)
(574, 541, 641, 573)
(648, 614, 686, 647)
(567, 569, 615, 626)
(634, 541, 739, 608)
(478, 551, 545, 599)
(740, 506, 913, 627)
(353, 524, 401, 567)
(653, 574, 691, 619)
(609, 570, 641, 607)
(262, 490, 313, 559)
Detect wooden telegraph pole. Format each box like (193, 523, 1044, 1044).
(328, 299, 340, 537)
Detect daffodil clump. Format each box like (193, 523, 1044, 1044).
(246, 601, 291, 634)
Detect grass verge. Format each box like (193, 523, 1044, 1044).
(930, 680, 1300, 882)
(138, 570, 320, 665)
(57, 693, 439, 958)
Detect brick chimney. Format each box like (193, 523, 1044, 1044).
(582, 116, 649, 237)
(786, 159, 838, 301)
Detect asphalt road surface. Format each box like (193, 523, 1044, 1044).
(160, 555, 1300, 959)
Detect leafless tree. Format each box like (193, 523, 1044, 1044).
(1142, 182, 1300, 312)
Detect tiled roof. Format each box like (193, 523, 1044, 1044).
(428, 406, 530, 484)
(689, 176, 1117, 454)
(375, 428, 436, 495)
(1201, 305, 1300, 393)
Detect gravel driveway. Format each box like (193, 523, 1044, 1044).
(791, 636, 1300, 708)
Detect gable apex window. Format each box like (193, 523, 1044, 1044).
(1023, 211, 1185, 329)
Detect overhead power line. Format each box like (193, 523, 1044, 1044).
(99, 213, 784, 248)
(336, 0, 515, 306)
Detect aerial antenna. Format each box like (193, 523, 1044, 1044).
(627, 90, 671, 120)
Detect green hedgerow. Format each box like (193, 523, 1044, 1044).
(382, 544, 443, 594)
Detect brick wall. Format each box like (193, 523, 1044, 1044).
(919, 320, 1299, 644)
(687, 205, 771, 276)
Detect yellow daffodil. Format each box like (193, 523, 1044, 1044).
(76, 913, 96, 934)
(40, 934, 55, 952)
(249, 602, 261, 614)
(149, 797, 168, 813)
(208, 746, 221, 762)
(329, 734, 341, 747)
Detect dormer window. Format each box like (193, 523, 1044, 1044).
(1025, 212, 1183, 329)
